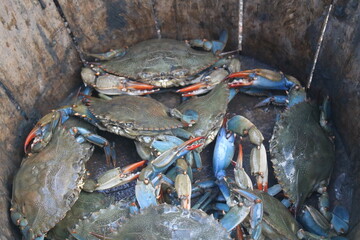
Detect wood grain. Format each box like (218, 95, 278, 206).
(242, 0, 329, 81)
(153, 0, 240, 50)
(0, 1, 81, 238)
(57, 0, 158, 52)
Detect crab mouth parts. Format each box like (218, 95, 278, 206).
(100, 88, 159, 96)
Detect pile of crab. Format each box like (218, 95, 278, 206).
(11, 31, 350, 240)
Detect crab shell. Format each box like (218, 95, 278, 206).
(47, 192, 115, 240)
(112, 204, 231, 240)
(93, 38, 219, 88)
(87, 95, 185, 142)
(269, 100, 335, 210)
(177, 81, 230, 151)
(71, 200, 131, 240)
(11, 125, 94, 239)
(251, 189, 301, 239)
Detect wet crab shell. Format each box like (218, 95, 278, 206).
(96, 39, 218, 88)
(177, 82, 230, 151)
(87, 95, 185, 139)
(70, 203, 230, 240)
(11, 126, 94, 239)
(47, 192, 115, 240)
(70, 200, 131, 240)
(269, 101, 335, 210)
(111, 204, 231, 240)
(251, 189, 301, 239)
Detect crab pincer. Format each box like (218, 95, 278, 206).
(135, 136, 204, 209)
(226, 69, 304, 107)
(24, 111, 116, 166)
(83, 160, 147, 192)
(81, 67, 159, 96)
(227, 115, 268, 191)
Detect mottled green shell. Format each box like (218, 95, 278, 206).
(88, 96, 183, 138)
(111, 204, 231, 240)
(11, 127, 93, 238)
(253, 190, 301, 239)
(270, 102, 335, 209)
(47, 192, 115, 240)
(177, 82, 229, 149)
(70, 200, 131, 240)
(99, 39, 217, 87)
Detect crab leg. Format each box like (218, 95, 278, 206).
(70, 127, 116, 166)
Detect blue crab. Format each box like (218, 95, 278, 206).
(81, 30, 240, 95)
(24, 88, 199, 162)
(70, 203, 231, 240)
(226, 69, 349, 236)
(13, 116, 144, 240)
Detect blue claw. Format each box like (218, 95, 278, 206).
(213, 127, 235, 180)
(228, 69, 296, 91)
(188, 30, 228, 55)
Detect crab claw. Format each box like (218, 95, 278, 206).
(24, 111, 66, 153)
(188, 30, 228, 55)
(81, 68, 159, 96)
(24, 127, 40, 153)
(177, 82, 211, 97)
(177, 68, 228, 96)
(227, 69, 297, 91)
(96, 77, 159, 95)
(83, 160, 147, 192)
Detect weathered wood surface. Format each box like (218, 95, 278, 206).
(0, 88, 24, 239)
(243, 0, 330, 81)
(0, 0, 81, 238)
(313, 0, 360, 228)
(57, 0, 239, 52)
(153, 0, 240, 50)
(57, 0, 158, 52)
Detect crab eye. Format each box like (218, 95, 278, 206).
(139, 72, 153, 79)
(122, 122, 133, 128)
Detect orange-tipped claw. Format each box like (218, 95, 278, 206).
(186, 143, 203, 151)
(177, 82, 207, 95)
(125, 81, 157, 91)
(226, 71, 252, 79)
(122, 160, 147, 173)
(24, 126, 39, 153)
(256, 176, 268, 192)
